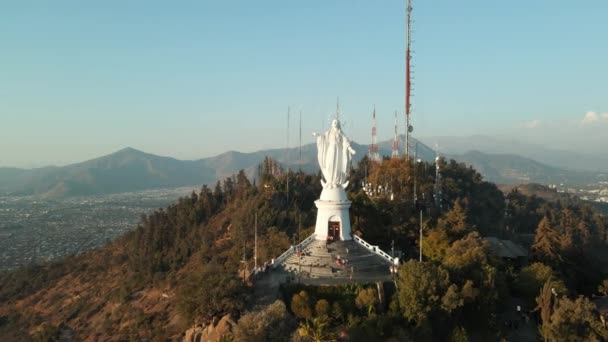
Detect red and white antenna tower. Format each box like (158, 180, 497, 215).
(405, 0, 413, 160)
(392, 110, 400, 158)
(369, 105, 381, 162)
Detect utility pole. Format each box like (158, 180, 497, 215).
(298, 213, 302, 281)
(391, 239, 396, 281)
(419, 210, 423, 262)
(242, 225, 246, 282)
(299, 110, 302, 172)
(254, 212, 257, 271)
(413, 142, 418, 207)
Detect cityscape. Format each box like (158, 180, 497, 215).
(573, 181, 608, 203)
(0, 186, 197, 270)
(2, 177, 606, 272)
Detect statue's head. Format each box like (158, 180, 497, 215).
(331, 119, 341, 130)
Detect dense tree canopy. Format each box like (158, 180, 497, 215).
(396, 260, 451, 326)
(515, 262, 561, 305)
(542, 296, 607, 342)
(2, 154, 608, 341)
(176, 263, 248, 323)
(233, 300, 295, 342)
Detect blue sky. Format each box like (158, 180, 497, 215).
(1, 1, 607, 167)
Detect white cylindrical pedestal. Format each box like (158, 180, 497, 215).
(314, 189, 352, 241)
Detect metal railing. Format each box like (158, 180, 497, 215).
(272, 233, 316, 268)
(353, 235, 399, 265)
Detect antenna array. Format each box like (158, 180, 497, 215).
(434, 144, 442, 209)
(405, 0, 414, 160)
(392, 111, 400, 159)
(369, 106, 381, 162)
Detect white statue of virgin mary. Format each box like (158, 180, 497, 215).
(314, 119, 356, 189)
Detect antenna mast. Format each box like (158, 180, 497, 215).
(392, 110, 400, 159)
(413, 142, 418, 205)
(369, 105, 380, 162)
(405, 0, 413, 160)
(434, 144, 442, 210)
(299, 109, 302, 172)
(286, 106, 290, 201)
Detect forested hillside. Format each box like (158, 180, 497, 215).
(1, 156, 607, 341)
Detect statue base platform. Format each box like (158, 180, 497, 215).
(314, 187, 352, 241)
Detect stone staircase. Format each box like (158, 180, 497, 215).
(279, 239, 393, 282)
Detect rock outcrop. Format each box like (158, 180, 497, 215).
(183, 314, 236, 342)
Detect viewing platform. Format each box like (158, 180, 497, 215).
(277, 238, 395, 284)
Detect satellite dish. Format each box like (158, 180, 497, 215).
(408, 125, 414, 133)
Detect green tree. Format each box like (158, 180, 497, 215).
(258, 227, 291, 263)
(422, 228, 450, 262)
(437, 199, 472, 240)
(443, 232, 489, 276)
(331, 302, 344, 323)
(442, 232, 502, 329)
(542, 296, 607, 342)
(532, 216, 562, 266)
(291, 291, 313, 320)
(449, 325, 469, 342)
(397, 260, 450, 326)
(34, 323, 60, 342)
(233, 300, 295, 342)
(534, 280, 556, 336)
(236, 170, 251, 196)
(460, 280, 479, 302)
(598, 279, 608, 296)
(314, 299, 330, 320)
(516, 262, 556, 304)
(441, 284, 463, 314)
(213, 180, 224, 205)
(297, 317, 336, 342)
(355, 288, 379, 316)
(176, 264, 248, 324)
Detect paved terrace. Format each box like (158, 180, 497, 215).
(280, 239, 393, 284)
(251, 237, 396, 308)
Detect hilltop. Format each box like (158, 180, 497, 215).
(0, 148, 215, 197)
(1, 157, 607, 340)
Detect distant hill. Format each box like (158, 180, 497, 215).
(450, 150, 603, 185)
(0, 148, 216, 197)
(1, 138, 604, 197)
(421, 135, 608, 172)
(497, 183, 569, 201)
(497, 183, 608, 215)
(0, 137, 433, 197)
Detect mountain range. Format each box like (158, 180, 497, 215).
(420, 135, 608, 172)
(0, 137, 605, 197)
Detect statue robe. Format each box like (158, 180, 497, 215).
(316, 127, 353, 188)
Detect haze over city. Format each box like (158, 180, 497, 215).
(2, 0, 607, 168)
